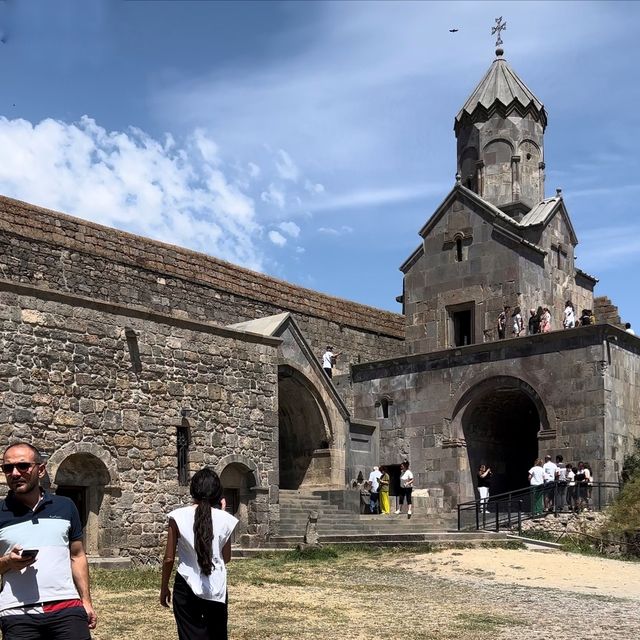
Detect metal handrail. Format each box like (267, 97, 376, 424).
(457, 481, 622, 532)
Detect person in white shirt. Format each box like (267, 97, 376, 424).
(563, 301, 576, 329)
(528, 458, 544, 515)
(542, 454, 558, 512)
(395, 461, 414, 518)
(322, 346, 341, 379)
(160, 468, 238, 640)
(367, 466, 382, 514)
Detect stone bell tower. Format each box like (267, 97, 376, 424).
(454, 43, 548, 219)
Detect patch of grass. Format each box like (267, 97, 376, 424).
(455, 612, 527, 631)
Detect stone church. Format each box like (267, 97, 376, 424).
(0, 47, 638, 559)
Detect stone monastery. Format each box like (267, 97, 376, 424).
(1, 46, 639, 559)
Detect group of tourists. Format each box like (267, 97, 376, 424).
(528, 455, 594, 515)
(365, 461, 414, 518)
(497, 301, 596, 339)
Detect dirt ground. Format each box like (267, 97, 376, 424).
(410, 547, 640, 600)
(92, 547, 640, 640)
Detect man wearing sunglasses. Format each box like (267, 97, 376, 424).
(0, 443, 97, 639)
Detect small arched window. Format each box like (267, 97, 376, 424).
(456, 237, 463, 262)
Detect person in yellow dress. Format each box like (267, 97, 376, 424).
(378, 466, 390, 514)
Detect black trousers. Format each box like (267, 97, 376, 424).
(172, 573, 228, 640)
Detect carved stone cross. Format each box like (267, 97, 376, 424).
(492, 16, 507, 48)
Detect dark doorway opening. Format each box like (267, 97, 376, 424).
(462, 388, 540, 496)
(57, 485, 88, 531)
(452, 310, 473, 346)
(278, 365, 331, 489)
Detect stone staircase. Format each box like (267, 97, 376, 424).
(267, 489, 506, 548)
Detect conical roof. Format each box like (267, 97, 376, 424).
(455, 53, 547, 133)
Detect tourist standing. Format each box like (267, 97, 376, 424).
(528, 458, 544, 515)
(368, 466, 382, 514)
(161, 468, 238, 640)
(378, 466, 390, 515)
(477, 464, 492, 512)
(497, 306, 510, 339)
(0, 442, 97, 639)
(563, 301, 576, 329)
(542, 454, 558, 512)
(541, 307, 552, 333)
(512, 307, 524, 337)
(322, 346, 340, 378)
(555, 455, 568, 511)
(566, 465, 577, 512)
(395, 461, 414, 518)
(528, 309, 540, 335)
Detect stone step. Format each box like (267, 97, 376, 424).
(268, 531, 509, 547)
(87, 556, 132, 569)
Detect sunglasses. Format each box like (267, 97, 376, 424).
(1, 462, 38, 474)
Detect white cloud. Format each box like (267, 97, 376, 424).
(309, 183, 445, 212)
(248, 162, 261, 178)
(278, 221, 300, 238)
(304, 179, 325, 195)
(275, 149, 300, 182)
(268, 230, 287, 247)
(0, 115, 262, 269)
(260, 183, 285, 209)
(318, 225, 353, 236)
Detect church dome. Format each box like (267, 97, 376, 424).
(454, 53, 547, 135)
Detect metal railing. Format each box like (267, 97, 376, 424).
(457, 482, 622, 533)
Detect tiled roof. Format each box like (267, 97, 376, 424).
(455, 56, 547, 129)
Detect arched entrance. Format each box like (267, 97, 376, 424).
(278, 365, 332, 489)
(53, 453, 111, 556)
(219, 462, 257, 543)
(458, 377, 548, 496)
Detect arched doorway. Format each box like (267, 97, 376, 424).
(278, 365, 332, 489)
(219, 463, 257, 543)
(458, 377, 548, 496)
(54, 453, 111, 556)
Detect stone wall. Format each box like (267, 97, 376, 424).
(0, 195, 405, 378)
(603, 331, 640, 480)
(351, 325, 639, 509)
(0, 280, 280, 559)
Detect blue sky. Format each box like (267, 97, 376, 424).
(0, 0, 638, 324)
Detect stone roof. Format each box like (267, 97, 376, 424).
(0, 194, 405, 339)
(455, 54, 547, 132)
(519, 196, 561, 226)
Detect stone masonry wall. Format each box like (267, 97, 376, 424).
(0, 280, 280, 560)
(603, 332, 640, 480)
(0, 196, 405, 378)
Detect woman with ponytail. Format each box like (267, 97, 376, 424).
(160, 468, 238, 639)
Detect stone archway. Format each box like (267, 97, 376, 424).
(216, 455, 266, 546)
(48, 443, 119, 557)
(278, 364, 332, 489)
(454, 376, 550, 497)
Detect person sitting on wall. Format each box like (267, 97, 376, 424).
(322, 346, 341, 379)
(497, 306, 510, 340)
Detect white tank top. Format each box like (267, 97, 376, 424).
(168, 505, 238, 602)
